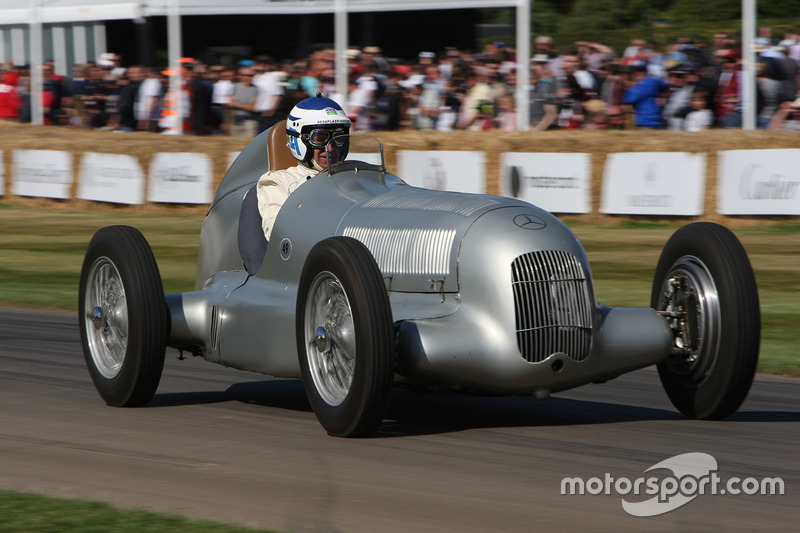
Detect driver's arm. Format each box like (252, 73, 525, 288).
(256, 171, 292, 241)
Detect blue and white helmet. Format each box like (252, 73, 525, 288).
(286, 95, 351, 164)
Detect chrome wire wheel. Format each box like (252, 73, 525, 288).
(304, 271, 356, 407)
(296, 236, 393, 437)
(79, 225, 167, 407)
(83, 256, 129, 379)
(655, 255, 721, 385)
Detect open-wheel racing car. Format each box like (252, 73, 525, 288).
(79, 126, 760, 437)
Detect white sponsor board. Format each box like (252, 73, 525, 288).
(12, 150, 72, 199)
(500, 152, 591, 213)
(78, 152, 145, 205)
(397, 151, 486, 194)
(601, 152, 706, 215)
(148, 152, 213, 204)
(718, 149, 800, 215)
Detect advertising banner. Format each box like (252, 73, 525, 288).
(148, 152, 213, 204)
(77, 152, 145, 205)
(601, 152, 706, 216)
(12, 150, 72, 199)
(397, 151, 486, 194)
(500, 152, 591, 213)
(718, 149, 800, 215)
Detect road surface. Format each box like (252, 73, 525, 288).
(0, 307, 797, 532)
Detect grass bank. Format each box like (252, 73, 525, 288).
(0, 203, 797, 375)
(0, 490, 276, 533)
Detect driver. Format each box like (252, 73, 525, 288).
(256, 95, 351, 241)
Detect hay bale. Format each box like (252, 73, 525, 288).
(1, 121, 797, 225)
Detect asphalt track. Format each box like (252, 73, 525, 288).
(0, 306, 797, 532)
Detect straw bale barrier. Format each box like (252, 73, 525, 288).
(1, 120, 797, 226)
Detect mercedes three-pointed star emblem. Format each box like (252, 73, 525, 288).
(513, 213, 547, 230)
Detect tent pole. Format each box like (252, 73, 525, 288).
(167, 0, 183, 135)
(515, 0, 531, 131)
(741, 0, 756, 130)
(29, 0, 43, 126)
(334, 0, 348, 110)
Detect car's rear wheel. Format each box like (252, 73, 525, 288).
(651, 222, 760, 420)
(79, 225, 167, 407)
(297, 237, 393, 437)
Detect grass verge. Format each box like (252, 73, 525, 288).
(0, 490, 275, 533)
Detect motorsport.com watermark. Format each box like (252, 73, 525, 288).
(561, 453, 785, 517)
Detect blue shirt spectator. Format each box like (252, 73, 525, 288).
(623, 66, 669, 128)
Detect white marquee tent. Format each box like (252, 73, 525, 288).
(1, 0, 534, 22)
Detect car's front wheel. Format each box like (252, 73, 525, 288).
(79, 225, 167, 407)
(296, 237, 394, 437)
(651, 222, 760, 420)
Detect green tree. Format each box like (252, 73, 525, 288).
(557, 0, 673, 39)
(480, 0, 800, 51)
(538, 0, 578, 15)
(665, 0, 740, 23)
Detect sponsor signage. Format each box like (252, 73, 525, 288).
(601, 152, 706, 215)
(500, 152, 591, 213)
(397, 151, 486, 194)
(148, 152, 213, 204)
(77, 152, 145, 205)
(12, 150, 72, 199)
(718, 149, 800, 215)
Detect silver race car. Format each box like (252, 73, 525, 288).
(79, 128, 760, 436)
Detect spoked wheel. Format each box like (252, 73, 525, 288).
(651, 223, 760, 420)
(297, 237, 393, 437)
(79, 225, 167, 407)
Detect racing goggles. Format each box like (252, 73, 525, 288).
(301, 128, 348, 148)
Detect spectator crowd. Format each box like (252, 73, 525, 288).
(2, 27, 800, 135)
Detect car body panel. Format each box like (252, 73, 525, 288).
(169, 130, 673, 395)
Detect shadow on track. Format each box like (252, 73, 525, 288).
(146, 379, 800, 436)
(377, 388, 684, 437)
(149, 379, 312, 412)
(726, 411, 800, 422)
(381, 393, 800, 437)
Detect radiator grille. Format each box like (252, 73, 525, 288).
(511, 251, 592, 363)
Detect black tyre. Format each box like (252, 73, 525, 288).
(651, 222, 760, 419)
(296, 237, 394, 437)
(78, 225, 168, 407)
